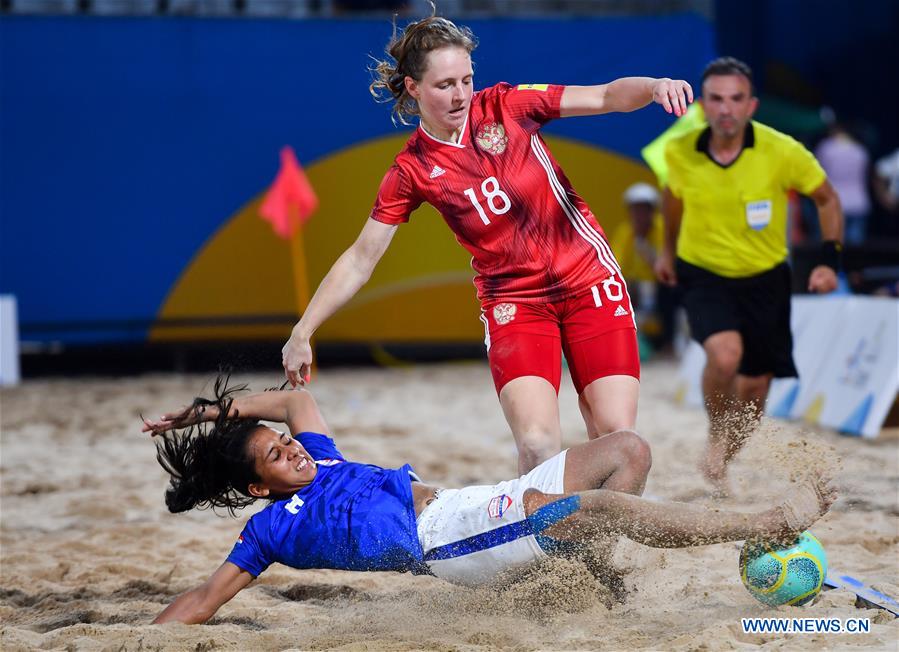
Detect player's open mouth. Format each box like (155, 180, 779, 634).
(296, 457, 309, 471)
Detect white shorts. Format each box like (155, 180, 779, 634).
(416, 449, 570, 587)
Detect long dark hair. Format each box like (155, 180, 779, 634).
(370, 8, 477, 125)
(154, 375, 263, 517)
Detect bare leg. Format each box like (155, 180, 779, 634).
(578, 375, 639, 440)
(559, 429, 652, 600)
(499, 376, 563, 475)
(525, 476, 837, 549)
(700, 331, 742, 495)
(736, 373, 772, 422)
(577, 395, 600, 440)
(563, 430, 652, 496)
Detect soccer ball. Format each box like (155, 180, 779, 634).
(740, 531, 827, 606)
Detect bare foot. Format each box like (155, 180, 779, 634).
(595, 564, 629, 604)
(545, 537, 631, 603)
(779, 474, 838, 534)
(579, 551, 629, 603)
(698, 442, 732, 499)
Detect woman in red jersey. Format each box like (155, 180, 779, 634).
(282, 13, 692, 474)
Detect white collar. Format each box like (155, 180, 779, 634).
(418, 117, 468, 149)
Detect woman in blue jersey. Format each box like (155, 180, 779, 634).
(143, 378, 835, 625)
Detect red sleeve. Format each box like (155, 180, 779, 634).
(369, 163, 422, 225)
(491, 82, 564, 133)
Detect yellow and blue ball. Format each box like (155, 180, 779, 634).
(740, 531, 827, 606)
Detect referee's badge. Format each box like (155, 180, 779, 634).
(745, 199, 773, 231)
(493, 303, 517, 325)
(476, 122, 508, 155)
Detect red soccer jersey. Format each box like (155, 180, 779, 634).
(370, 82, 621, 305)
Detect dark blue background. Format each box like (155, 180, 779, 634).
(0, 14, 714, 343)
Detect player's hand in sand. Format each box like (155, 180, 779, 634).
(650, 78, 693, 117)
(282, 332, 313, 387)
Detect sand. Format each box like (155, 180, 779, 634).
(1, 360, 897, 651)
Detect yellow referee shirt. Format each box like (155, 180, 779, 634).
(665, 121, 827, 278)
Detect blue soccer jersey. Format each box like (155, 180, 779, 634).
(225, 432, 426, 577)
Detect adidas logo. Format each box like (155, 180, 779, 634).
(429, 165, 446, 179)
(614, 305, 629, 317)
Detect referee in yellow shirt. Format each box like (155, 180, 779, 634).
(655, 57, 844, 495)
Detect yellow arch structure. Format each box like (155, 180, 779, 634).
(150, 134, 654, 343)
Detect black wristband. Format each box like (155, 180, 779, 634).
(817, 240, 841, 272)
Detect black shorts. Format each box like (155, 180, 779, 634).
(676, 259, 797, 378)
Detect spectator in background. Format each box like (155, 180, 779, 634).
(815, 121, 871, 245)
(611, 183, 676, 353)
(861, 147, 899, 296)
(873, 148, 899, 214)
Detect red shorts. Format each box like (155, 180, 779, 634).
(481, 277, 640, 395)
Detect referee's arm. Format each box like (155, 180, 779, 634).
(808, 180, 843, 245)
(806, 179, 844, 293)
(654, 187, 683, 286)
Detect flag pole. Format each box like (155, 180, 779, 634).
(288, 207, 315, 379)
(288, 207, 311, 312)
(259, 146, 319, 381)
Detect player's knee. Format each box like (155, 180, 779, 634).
(518, 446, 555, 475)
(613, 429, 652, 477)
(706, 347, 741, 378)
(591, 415, 637, 438)
(516, 427, 560, 470)
(522, 488, 552, 516)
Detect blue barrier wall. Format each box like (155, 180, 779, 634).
(0, 14, 715, 344)
(716, 0, 899, 150)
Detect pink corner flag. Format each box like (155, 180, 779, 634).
(259, 146, 319, 239)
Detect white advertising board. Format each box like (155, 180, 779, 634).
(0, 295, 21, 387)
(676, 296, 898, 438)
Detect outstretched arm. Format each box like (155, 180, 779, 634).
(560, 77, 693, 118)
(283, 218, 398, 387)
(154, 562, 254, 625)
(143, 388, 329, 437)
